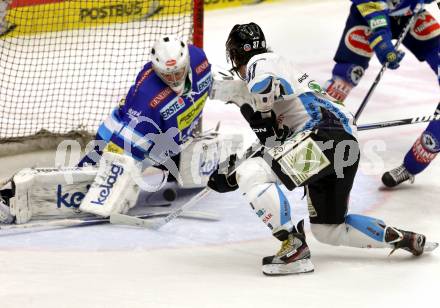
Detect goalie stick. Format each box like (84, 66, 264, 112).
(110, 141, 264, 230)
(0, 210, 220, 235)
(354, 4, 424, 123)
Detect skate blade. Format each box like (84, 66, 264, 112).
(424, 242, 439, 253)
(262, 258, 314, 276)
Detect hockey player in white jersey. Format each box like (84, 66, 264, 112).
(208, 23, 436, 276)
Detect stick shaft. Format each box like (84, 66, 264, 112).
(354, 9, 421, 123)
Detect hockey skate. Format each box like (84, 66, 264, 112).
(381, 164, 414, 188)
(262, 220, 314, 276)
(386, 227, 438, 256)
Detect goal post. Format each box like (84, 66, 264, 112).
(0, 0, 204, 156)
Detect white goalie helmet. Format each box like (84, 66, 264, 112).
(151, 36, 190, 95)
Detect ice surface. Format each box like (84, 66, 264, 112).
(0, 1, 439, 307)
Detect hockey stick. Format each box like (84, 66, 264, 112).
(358, 102, 440, 131)
(0, 210, 219, 234)
(354, 5, 423, 123)
(110, 141, 264, 230)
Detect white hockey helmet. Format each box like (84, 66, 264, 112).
(151, 36, 190, 95)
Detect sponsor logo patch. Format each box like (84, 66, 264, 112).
(195, 59, 209, 75)
(196, 72, 212, 92)
(356, 2, 387, 17)
(160, 97, 185, 120)
(91, 163, 124, 206)
(369, 16, 387, 31)
(345, 26, 373, 57)
(410, 12, 440, 41)
(150, 87, 173, 108)
(177, 93, 207, 130)
(57, 185, 90, 209)
(412, 135, 438, 164)
(298, 73, 309, 83)
(134, 68, 153, 94)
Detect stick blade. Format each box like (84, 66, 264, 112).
(110, 213, 159, 230)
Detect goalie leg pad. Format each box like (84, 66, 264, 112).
(9, 167, 98, 224)
(80, 152, 141, 217)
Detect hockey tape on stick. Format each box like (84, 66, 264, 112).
(354, 5, 424, 123)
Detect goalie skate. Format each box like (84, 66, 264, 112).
(262, 220, 314, 276)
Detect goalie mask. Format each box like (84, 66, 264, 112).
(226, 22, 267, 76)
(151, 36, 190, 95)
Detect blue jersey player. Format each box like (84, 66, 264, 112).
(0, 36, 214, 223)
(78, 35, 212, 178)
(324, 0, 439, 187)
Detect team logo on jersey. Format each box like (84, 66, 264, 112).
(160, 97, 185, 120)
(195, 59, 209, 75)
(410, 12, 440, 41)
(345, 26, 373, 58)
(150, 87, 173, 108)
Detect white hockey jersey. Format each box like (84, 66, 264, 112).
(245, 53, 357, 137)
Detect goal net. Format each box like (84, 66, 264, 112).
(0, 0, 203, 153)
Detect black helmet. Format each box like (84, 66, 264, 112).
(226, 22, 267, 72)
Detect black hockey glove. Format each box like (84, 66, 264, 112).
(240, 104, 291, 145)
(207, 154, 238, 193)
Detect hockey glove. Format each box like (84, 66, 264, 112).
(369, 27, 405, 70)
(240, 104, 291, 145)
(207, 154, 238, 193)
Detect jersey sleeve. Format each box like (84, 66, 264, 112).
(246, 55, 314, 104)
(352, 0, 390, 31)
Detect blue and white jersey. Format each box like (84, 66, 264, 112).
(245, 53, 356, 137)
(352, 0, 427, 18)
(94, 45, 211, 163)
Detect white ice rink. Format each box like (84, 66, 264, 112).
(1, 1, 440, 307)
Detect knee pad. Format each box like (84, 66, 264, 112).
(235, 157, 276, 193)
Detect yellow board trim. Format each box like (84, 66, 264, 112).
(6, 0, 192, 37)
(4, 0, 279, 37)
